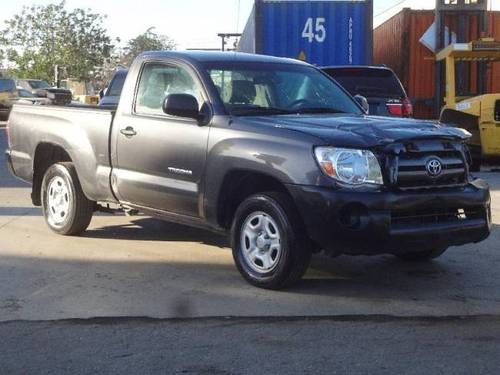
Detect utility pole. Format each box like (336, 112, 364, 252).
(54, 65, 59, 88)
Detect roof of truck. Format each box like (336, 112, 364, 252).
(139, 50, 309, 65)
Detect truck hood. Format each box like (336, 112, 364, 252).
(239, 114, 470, 148)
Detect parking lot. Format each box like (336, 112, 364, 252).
(1, 126, 500, 373)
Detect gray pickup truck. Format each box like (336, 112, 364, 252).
(5, 51, 491, 289)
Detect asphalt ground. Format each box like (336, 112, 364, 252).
(1, 316, 500, 374)
(1, 128, 500, 374)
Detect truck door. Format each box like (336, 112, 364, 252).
(112, 61, 209, 217)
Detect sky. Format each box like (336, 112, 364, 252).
(0, 0, 499, 50)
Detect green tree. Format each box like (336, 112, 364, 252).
(0, 1, 111, 83)
(120, 27, 176, 66)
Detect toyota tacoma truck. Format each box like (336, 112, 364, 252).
(5, 51, 492, 289)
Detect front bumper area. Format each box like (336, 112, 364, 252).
(287, 180, 491, 255)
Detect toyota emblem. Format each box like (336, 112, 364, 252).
(426, 158, 443, 177)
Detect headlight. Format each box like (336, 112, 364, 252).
(47, 92, 56, 100)
(314, 147, 383, 185)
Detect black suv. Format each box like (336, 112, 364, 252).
(322, 66, 413, 118)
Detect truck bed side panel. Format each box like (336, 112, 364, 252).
(8, 104, 116, 202)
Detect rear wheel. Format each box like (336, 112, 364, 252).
(396, 248, 447, 261)
(231, 192, 311, 290)
(41, 162, 95, 235)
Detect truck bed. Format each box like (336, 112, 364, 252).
(7, 103, 116, 202)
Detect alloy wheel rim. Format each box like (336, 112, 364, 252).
(240, 211, 282, 273)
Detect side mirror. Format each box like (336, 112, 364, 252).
(99, 89, 105, 99)
(163, 94, 199, 120)
(354, 95, 369, 114)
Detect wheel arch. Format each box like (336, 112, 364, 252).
(32, 142, 74, 206)
(214, 169, 296, 230)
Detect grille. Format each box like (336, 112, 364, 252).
(53, 93, 71, 105)
(392, 141, 467, 189)
(391, 206, 484, 227)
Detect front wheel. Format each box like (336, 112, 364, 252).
(396, 248, 447, 262)
(41, 162, 95, 235)
(231, 192, 311, 290)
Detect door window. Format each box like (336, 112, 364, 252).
(135, 63, 204, 116)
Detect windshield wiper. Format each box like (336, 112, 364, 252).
(231, 106, 348, 116)
(293, 107, 346, 114)
(231, 106, 294, 116)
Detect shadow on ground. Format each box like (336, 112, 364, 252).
(78, 217, 500, 301)
(0, 207, 41, 216)
(84, 217, 228, 248)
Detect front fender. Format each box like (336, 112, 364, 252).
(203, 125, 327, 224)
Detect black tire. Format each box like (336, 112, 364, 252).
(396, 248, 447, 262)
(41, 162, 95, 235)
(231, 192, 311, 290)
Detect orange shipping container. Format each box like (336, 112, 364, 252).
(374, 9, 500, 119)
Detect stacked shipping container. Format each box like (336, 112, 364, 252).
(374, 9, 500, 119)
(239, 0, 373, 66)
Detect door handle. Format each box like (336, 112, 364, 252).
(120, 127, 137, 137)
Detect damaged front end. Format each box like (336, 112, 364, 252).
(288, 136, 491, 256)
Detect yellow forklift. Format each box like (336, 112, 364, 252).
(437, 38, 500, 171)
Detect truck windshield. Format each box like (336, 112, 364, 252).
(205, 62, 362, 116)
(28, 80, 51, 89)
(106, 71, 127, 97)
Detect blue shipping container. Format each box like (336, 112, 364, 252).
(238, 0, 373, 66)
